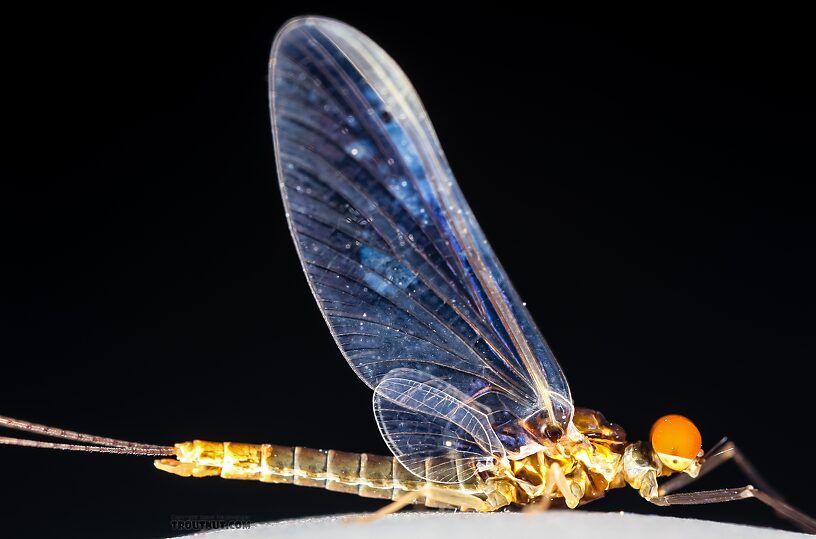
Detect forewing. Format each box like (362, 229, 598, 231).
(269, 17, 573, 433)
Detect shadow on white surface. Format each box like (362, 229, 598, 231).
(192, 511, 807, 539)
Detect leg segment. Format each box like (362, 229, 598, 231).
(353, 485, 490, 522)
(522, 461, 560, 513)
(650, 485, 816, 534)
(659, 439, 780, 498)
(521, 460, 581, 512)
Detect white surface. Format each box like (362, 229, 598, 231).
(190, 511, 806, 538)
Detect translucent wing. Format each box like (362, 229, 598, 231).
(269, 16, 573, 464)
(373, 369, 504, 484)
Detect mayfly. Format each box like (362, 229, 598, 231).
(2, 16, 815, 533)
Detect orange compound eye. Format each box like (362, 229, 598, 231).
(650, 414, 702, 472)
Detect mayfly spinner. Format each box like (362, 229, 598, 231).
(2, 16, 814, 533)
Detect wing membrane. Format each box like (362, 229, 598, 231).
(374, 369, 503, 483)
(269, 17, 573, 462)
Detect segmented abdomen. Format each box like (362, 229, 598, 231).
(156, 440, 485, 508)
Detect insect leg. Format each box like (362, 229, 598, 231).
(659, 439, 781, 498)
(350, 489, 426, 522)
(352, 485, 489, 522)
(418, 486, 491, 512)
(522, 460, 560, 513)
(650, 486, 816, 534)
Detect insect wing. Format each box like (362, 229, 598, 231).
(374, 369, 504, 484)
(269, 16, 573, 470)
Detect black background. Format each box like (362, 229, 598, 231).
(2, 5, 813, 538)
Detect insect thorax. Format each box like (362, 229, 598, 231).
(488, 408, 629, 508)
